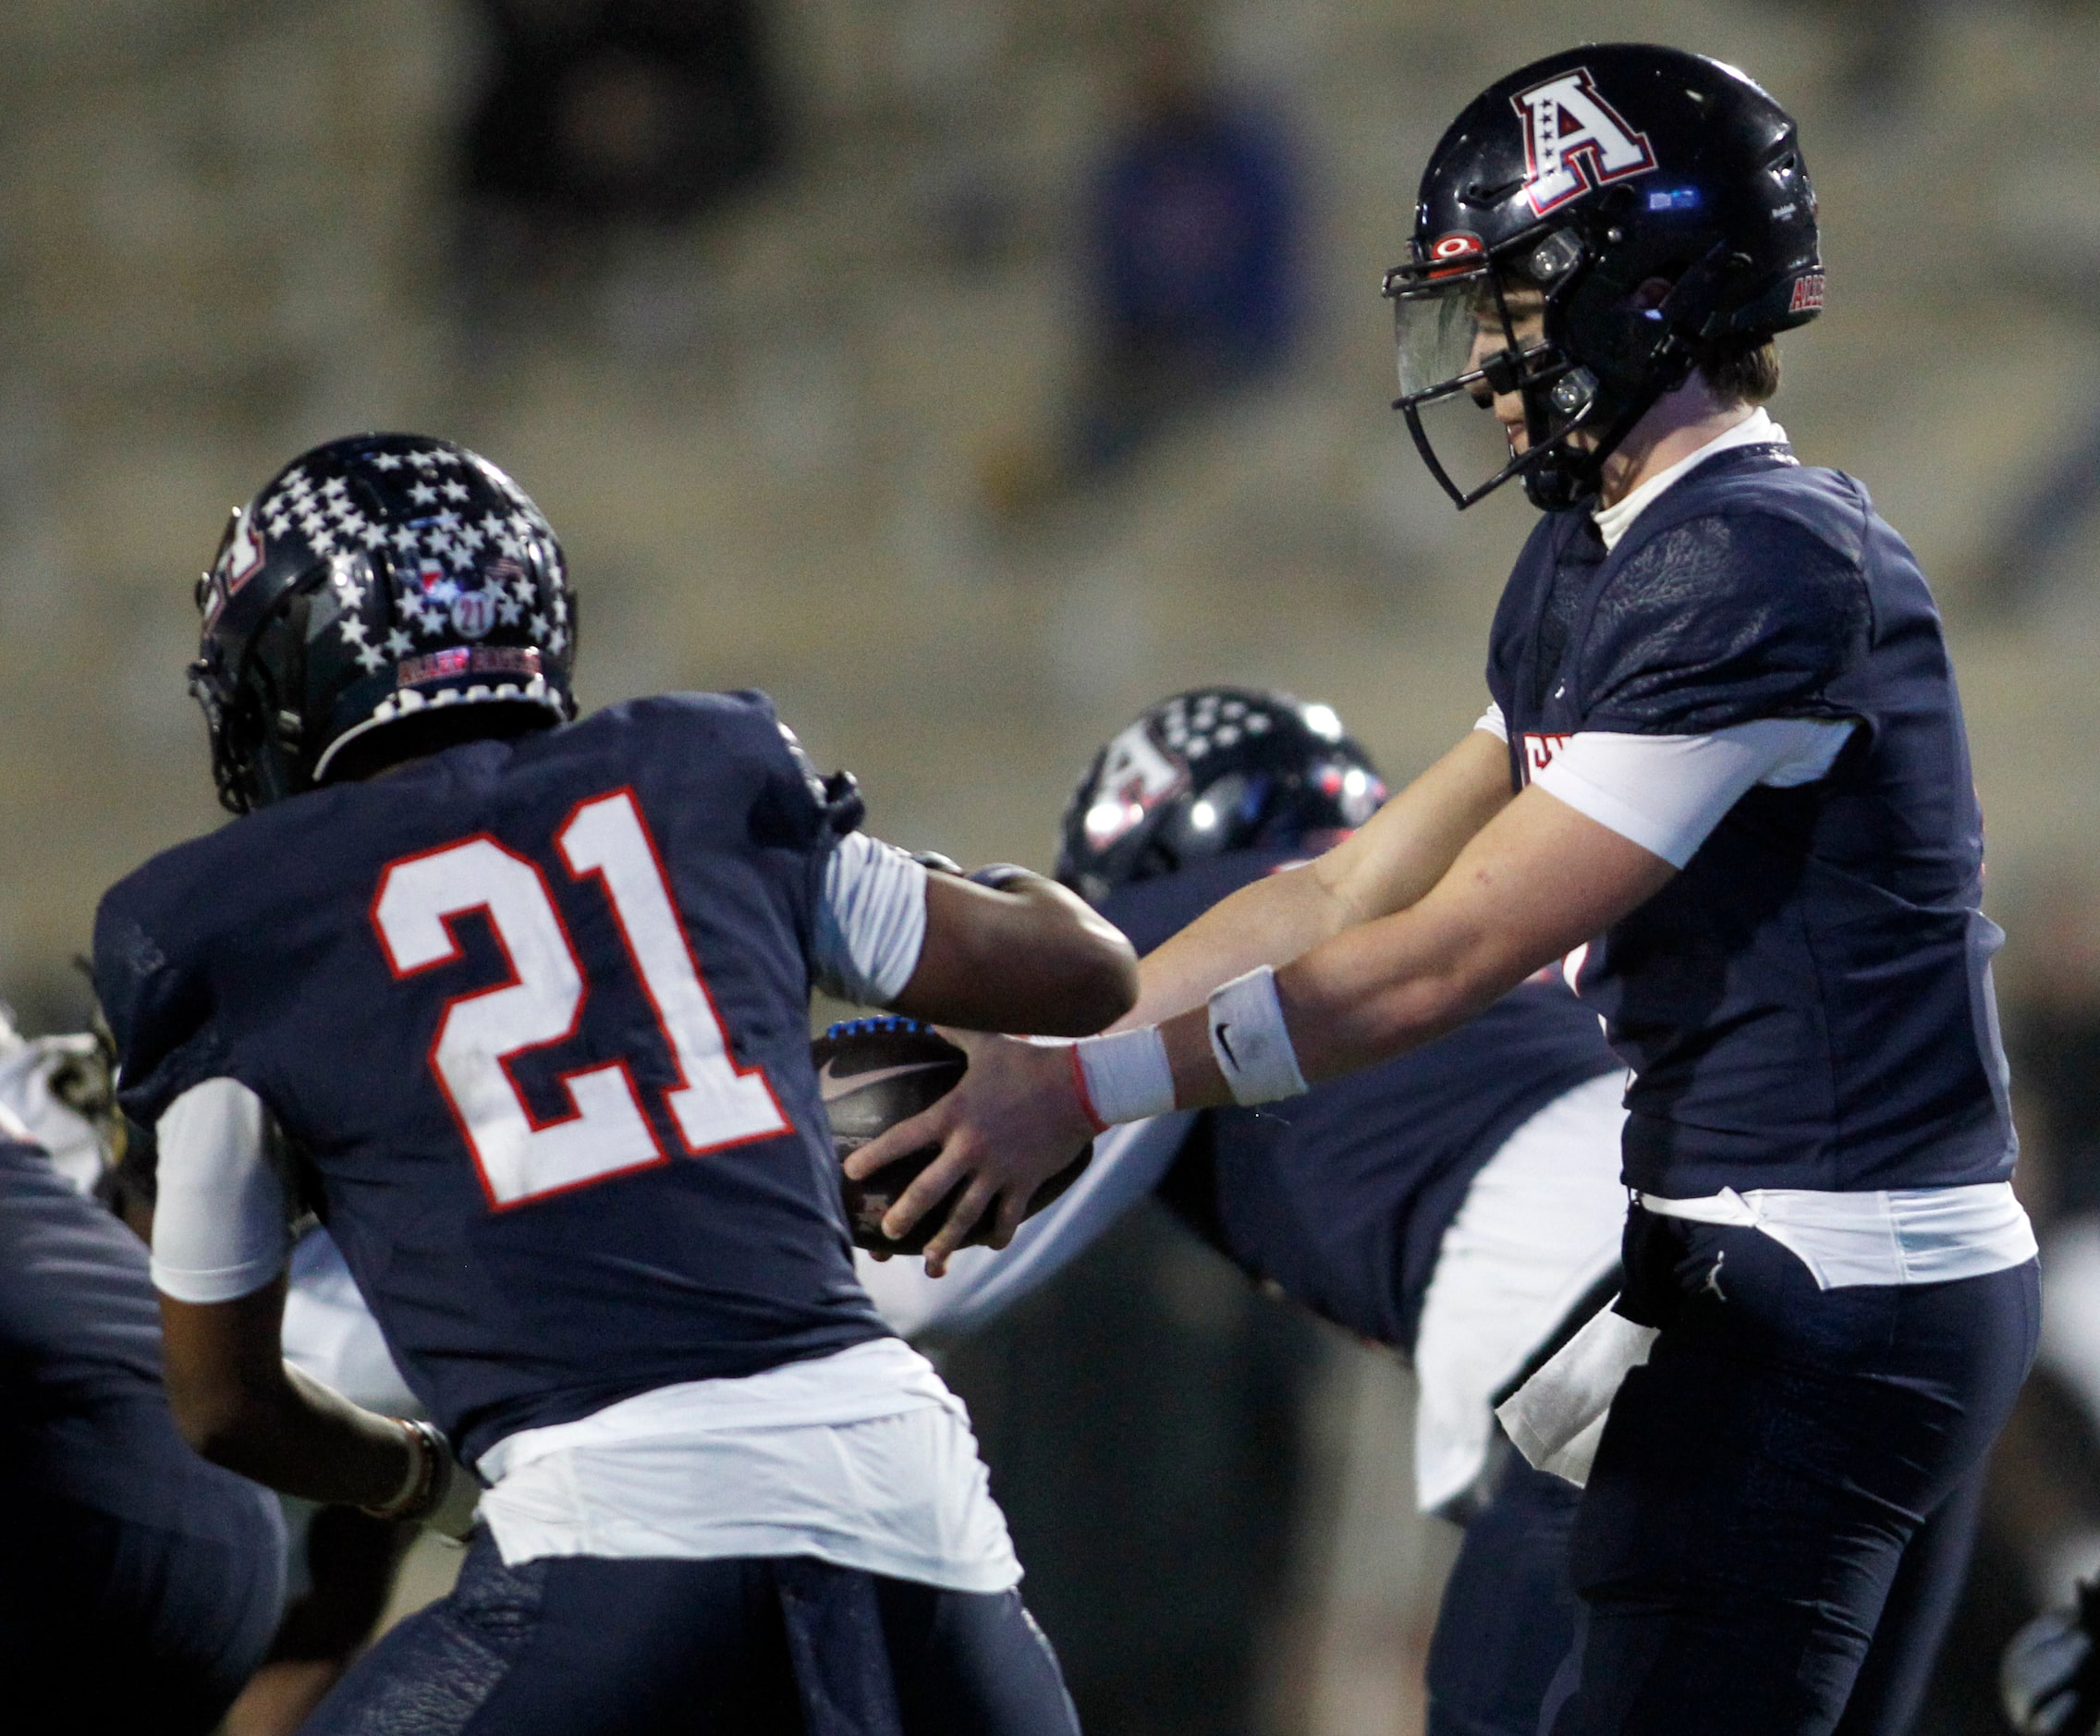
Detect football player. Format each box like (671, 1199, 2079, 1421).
(93, 433, 1137, 1735)
(0, 1027, 287, 1734)
(849, 46, 2037, 1735)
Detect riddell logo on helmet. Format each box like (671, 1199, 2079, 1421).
(1512, 68, 1656, 215)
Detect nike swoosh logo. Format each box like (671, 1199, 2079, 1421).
(816, 1057, 956, 1102)
(1213, 1022, 1238, 1067)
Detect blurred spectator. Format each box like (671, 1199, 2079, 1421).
(463, 0, 779, 226)
(1071, 25, 1300, 481)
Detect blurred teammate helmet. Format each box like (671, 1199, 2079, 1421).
(1056, 687, 1387, 906)
(1383, 43, 1822, 512)
(190, 434, 577, 813)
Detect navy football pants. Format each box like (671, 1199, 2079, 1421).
(303, 1535, 1081, 1736)
(1424, 1448, 1985, 1735)
(1543, 1214, 2036, 1736)
(0, 1485, 286, 1736)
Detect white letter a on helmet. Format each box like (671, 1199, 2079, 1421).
(1514, 70, 1655, 215)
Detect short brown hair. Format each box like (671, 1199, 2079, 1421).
(1696, 331, 1780, 405)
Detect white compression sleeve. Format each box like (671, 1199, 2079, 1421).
(151, 1077, 290, 1302)
(813, 832, 932, 1007)
(1474, 700, 1509, 742)
(1533, 717, 1856, 868)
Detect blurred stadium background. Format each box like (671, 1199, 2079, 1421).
(9, 1, 2100, 1731)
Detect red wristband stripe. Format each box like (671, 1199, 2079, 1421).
(1068, 1043, 1109, 1136)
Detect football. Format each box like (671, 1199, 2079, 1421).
(813, 1017, 1093, 1256)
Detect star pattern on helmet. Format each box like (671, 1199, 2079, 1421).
(243, 443, 572, 690)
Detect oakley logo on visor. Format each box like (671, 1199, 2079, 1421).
(1513, 68, 1656, 215)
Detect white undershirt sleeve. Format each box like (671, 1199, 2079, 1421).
(1533, 716, 1857, 869)
(1474, 700, 1509, 743)
(812, 832, 932, 1008)
(150, 1077, 291, 1303)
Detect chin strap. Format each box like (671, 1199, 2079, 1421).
(1521, 239, 1742, 512)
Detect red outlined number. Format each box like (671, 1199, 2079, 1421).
(557, 790, 789, 1155)
(371, 796, 788, 1209)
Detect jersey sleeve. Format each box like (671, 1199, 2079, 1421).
(150, 1077, 290, 1302)
(1534, 717, 1858, 867)
(812, 832, 930, 1007)
(94, 879, 238, 1130)
(1578, 513, 1870, 735)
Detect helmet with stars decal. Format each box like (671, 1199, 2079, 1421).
(1054, 687, 1388, 906)
(189, 433, 578, 812)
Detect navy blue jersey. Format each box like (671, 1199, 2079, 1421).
(97, 692, 889, 1463)
(0, 1137, 275, 1541)
(1487, 444, 2016, 1196)
(1105, 849, 1620, 1348)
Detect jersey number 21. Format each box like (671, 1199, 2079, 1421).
(370, 788, 789, 1208)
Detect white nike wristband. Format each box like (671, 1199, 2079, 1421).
(1070, 1027, 1176, 1131)
(1206, 966, 1309, 1106)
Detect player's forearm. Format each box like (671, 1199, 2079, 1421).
(1149, 785, 1676, 1108)
(897, 871, 1137, 1035)
(184, 1363, 419, 1508)
(1152, 901, 1515, 1107)
(1113, 729, 1513, 1031)
(161, 1283, 416, 1507)
(1114, 861, 1342, 1030)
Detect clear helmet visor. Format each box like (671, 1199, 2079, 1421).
(1386, 263, 1591, 507)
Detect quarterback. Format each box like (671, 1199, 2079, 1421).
(853, 45, 2038, 1733)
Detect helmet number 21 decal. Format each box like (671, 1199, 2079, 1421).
(371, 789, 789, 1208)
(1513, 68, 1656, 215)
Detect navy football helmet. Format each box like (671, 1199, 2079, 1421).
(1055, 687, 1387, 906)
(190, 434, 577, 812)
(1383, 44, 1823, 511)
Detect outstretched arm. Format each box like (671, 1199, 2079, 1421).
(891, 870, 1137, 1037)
(1113, 727, 1515, 1028)
(851, 781, 1672, 1272)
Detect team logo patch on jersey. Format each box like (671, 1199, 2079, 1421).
(1789, 271, 1826, 314)
(1512, 68, 1657, 215)
(1521, 731, 1571, 783)
(1081, 719, 1190, 850)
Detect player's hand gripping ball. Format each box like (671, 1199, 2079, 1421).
(814, 1018, 1092, 1257)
